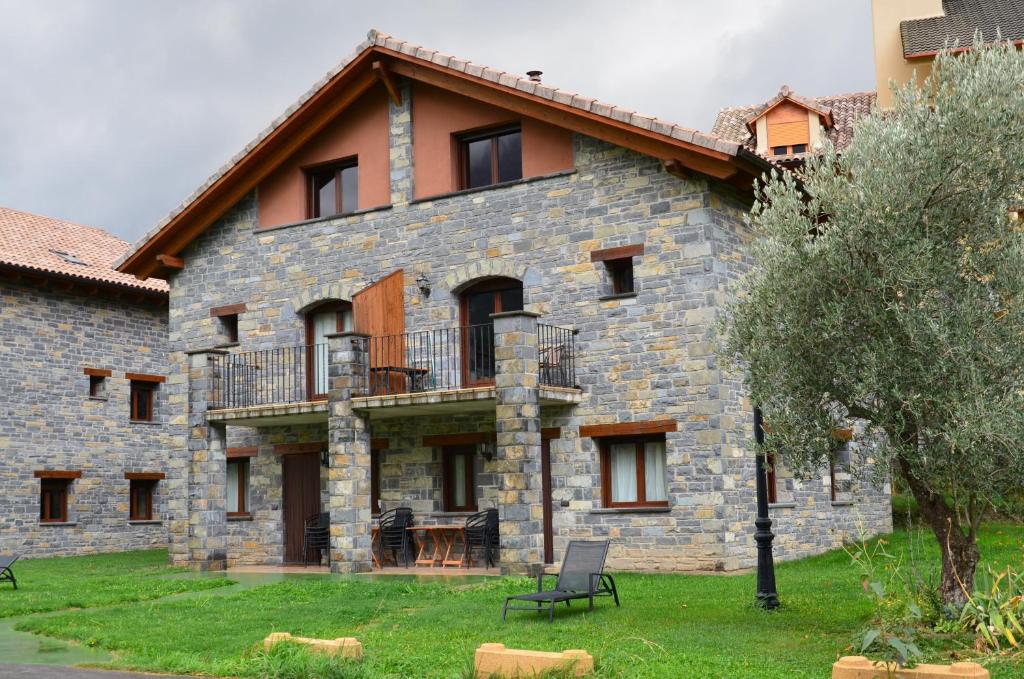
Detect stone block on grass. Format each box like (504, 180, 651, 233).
(832, 656, 988, 679)
(263, 632, 363, 659)
(474, 643, 593, 678)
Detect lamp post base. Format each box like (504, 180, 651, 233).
(754, 515, 780, 610)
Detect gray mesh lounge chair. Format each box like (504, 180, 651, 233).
(0, 555, 18, 590)
(502, 540, 619, 622)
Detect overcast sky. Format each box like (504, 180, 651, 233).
(0, 0, 876, 243)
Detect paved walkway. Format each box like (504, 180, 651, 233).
(0, 665, 191, 678)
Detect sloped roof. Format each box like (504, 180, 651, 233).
(0, 206, 168, 294)
(711, 89, 877, 158)
(117, 29, 770, 280)
(739, 85, 833, 133)
(901, 0, 1024, 57)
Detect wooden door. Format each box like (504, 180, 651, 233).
(353, 270, 406, 394)
(282, 452, 321, 563)
(542, 438, 554, 564)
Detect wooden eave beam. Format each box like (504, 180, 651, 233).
(156, 254, 184, 270)
(372, 60, 402, 106)
(383, 53, 740, 181)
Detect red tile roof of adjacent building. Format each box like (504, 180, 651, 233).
(0, 206, 168, 294)
(711, 88, 877, 160)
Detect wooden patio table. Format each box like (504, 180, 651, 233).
(407, 524, 467, 568)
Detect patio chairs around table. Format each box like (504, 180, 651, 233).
(373, 507, 499, 570)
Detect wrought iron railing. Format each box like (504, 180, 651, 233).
(207, 322, 578, 408)
(209, 344, 327, 410)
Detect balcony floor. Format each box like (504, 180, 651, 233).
(206, 386, 582, 426)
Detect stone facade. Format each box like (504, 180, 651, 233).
(169, 77, 891, 572)
(0, 278, 173, 557)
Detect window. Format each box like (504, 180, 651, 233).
(442, 446, 476, 512)
(89, 374, 106, 398)
(600, 437, 668, 508)
(791, 143, 807, 154)
(227, 459, 250, 516)
(765, 453, 778, 504)
(305, 302, 354, 398)
(772, 146, 788, 156)
(459, 277, 524, 385)
(371, 450, 381, 514)
(308, 160, 358, 218)
(130, 381, 155, 421)
(40, 479, 70, 522)
(219, 314, 239, 344)
(606, 258, 635, 295)
(129, 480, 156, 520)
(459, 127, 522, 190)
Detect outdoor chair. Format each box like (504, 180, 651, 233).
(377, 506, 415, 567)
(0, 555, 18, 590)
(302, 512, 330, 567)
(502, 540, 619, 622)
(465, 508, 499, 568)
(539, 344, 569, 387)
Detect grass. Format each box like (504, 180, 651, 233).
(10, 528, 1024, 678)
(0, 549, 233, 618)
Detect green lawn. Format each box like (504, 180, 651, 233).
(10, 528, 1024, 678)
(0, 549, 232, 618)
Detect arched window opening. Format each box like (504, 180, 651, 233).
(305, 301, 353, 398)
(458, 277, 523, 386)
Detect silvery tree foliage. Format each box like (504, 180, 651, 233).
(724, 39, 1024, 608)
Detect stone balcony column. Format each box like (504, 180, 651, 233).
(326, 331, 374, 573)
(491, 310, 544, 575)
(184, 348, 229, 571)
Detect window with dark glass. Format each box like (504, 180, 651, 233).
(219, 314, 239, 344)
(765, 453, 778, 504)
(442, 446, 476, 512)
(129, 479, 156, 521)
(772, 146, 788, 156)
(308, 160, 358, 218)
(89, 374, 106, 398)
(600, 436, 668, 508)
(40, 479, 70, 522)
(227, 459, 250, 516)
(305, 301, 354, 398)
(459, 277, 524, 385)
(606, 258, 635, 295)
(791, 143, 807, 154)
(130, 381, 154, 421)
(460, 127, 522, 190)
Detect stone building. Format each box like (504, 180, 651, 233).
(0, 206, 171, 557)
(116, 30, 892, 574)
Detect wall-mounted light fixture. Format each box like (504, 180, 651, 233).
(415, 273, 431, 297)
(477, 440, 496, 462)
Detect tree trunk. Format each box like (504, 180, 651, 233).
(897, 456, 979, 609)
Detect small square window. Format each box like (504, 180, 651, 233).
(606, 258, 635, 295)
(308, 160, 358, 218)
(89, 374, 106, 398)
(40, 479, 71, 522)
(772, 146, 788, 156)
(219, 314, 239, 343)
(227, 459, 250, 516)
(130, 381, 155, 422)
(600, 436, 668, 507)
(791, 143, 807, 154)
(129, 479, 156, 520)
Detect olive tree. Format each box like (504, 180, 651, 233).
(723, 41, 1024, 608)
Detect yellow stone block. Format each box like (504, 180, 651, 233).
(264, 632, 363, 660)
(475, 643, 592, 678)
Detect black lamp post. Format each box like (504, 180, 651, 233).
(753, 407, 780, 609)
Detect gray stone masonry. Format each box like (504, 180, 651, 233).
(491, 311, 543, 575)
(326, 331, 373, 572)
(184, 349, 228, 570)
(0, 279, 173, 558)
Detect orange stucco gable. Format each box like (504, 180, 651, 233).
(411, 82, 574, 200)
(258, 84, 390, 229)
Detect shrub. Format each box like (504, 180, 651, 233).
(959, 565, 1024, 651)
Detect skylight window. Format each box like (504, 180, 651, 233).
(49, 250, 88, 266)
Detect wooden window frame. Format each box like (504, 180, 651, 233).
(765, 453, 778, 505)
(227, 458, 250, 517)
(371, 450, 381, 514)
(130, 380, 155, 422)
(458, 277, 524, 387)
(129, 479, 156, 521)
(304, 301, 353, 400)
(40, 478, 70, 523)
(457, 125, 522, 190)
(306, 158, 358, 219)
(599, 435, 669, 509)
(441, 446, 476, 513)
(829, 461, 837, 502)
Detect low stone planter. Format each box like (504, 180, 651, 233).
(832, 656, 989, 678)
(475, 643, 593, 678)
(263, 632, 363, 659)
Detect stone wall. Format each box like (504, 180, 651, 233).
(170, 78, 891, 571)
(0, 279, 173, 557)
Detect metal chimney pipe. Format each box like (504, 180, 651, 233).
(526, 70, 543, 83)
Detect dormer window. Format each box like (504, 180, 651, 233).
(307, 159, 358, 218)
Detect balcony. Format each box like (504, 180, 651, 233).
(206, 323, 581, 425)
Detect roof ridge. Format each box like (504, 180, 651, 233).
(0, 205, 131, 247)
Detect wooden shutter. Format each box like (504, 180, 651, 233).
(353, 269, 405, 369)
(765, 101, 809, 148)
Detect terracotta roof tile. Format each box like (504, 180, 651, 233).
(0, 206, 167, 293)
(901, 0, 1024, 57)
(118, 29, 747, 270)
(711, 88, 877, 159)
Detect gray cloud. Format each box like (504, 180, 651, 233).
(0, 0, 874, 242)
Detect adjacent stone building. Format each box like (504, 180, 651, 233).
(0, 206, 172, 557)
(115, 30, 892, 574)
